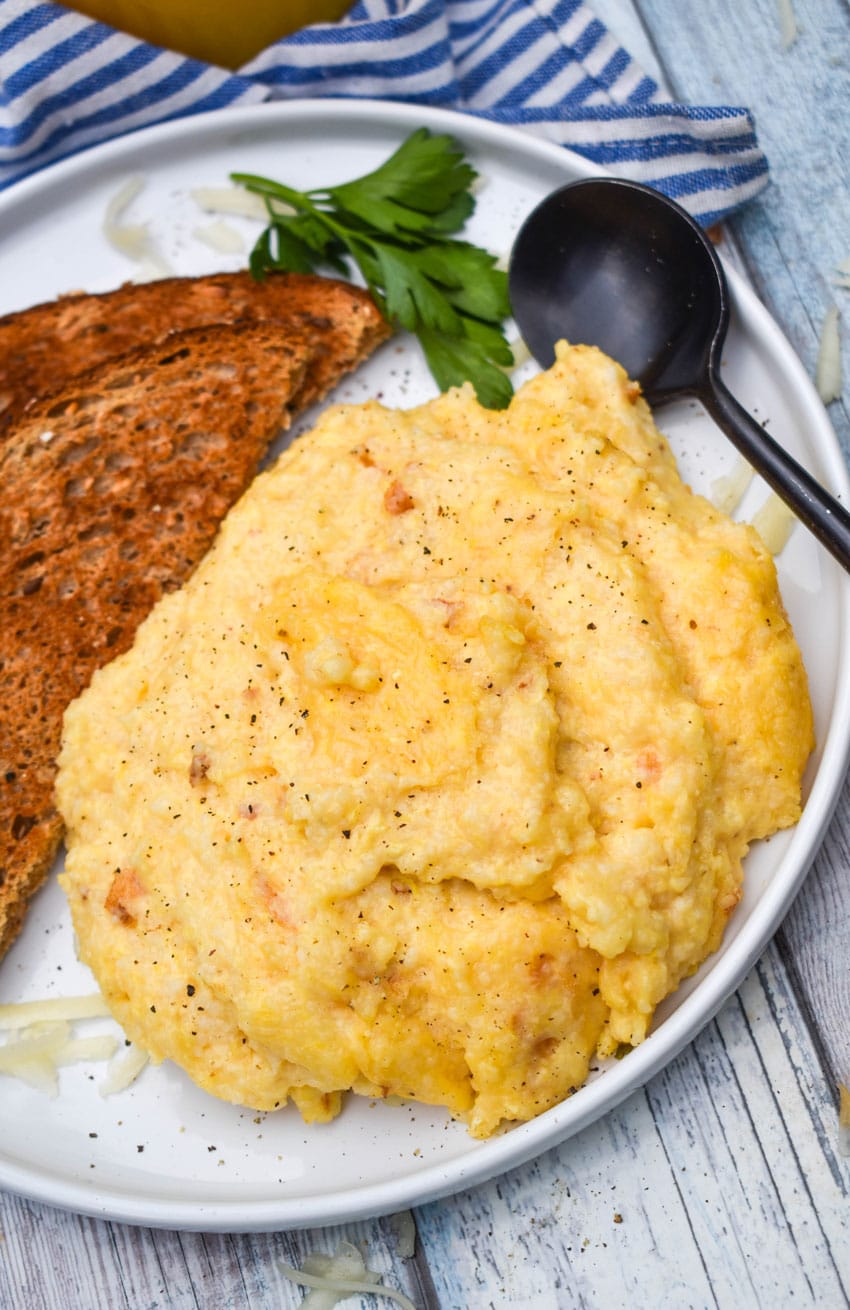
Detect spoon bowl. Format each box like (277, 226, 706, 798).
(508, 177, 850, 571)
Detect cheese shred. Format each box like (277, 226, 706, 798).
(191, 186, 269, 221)
(278, 1243, 418, 1310)
(103, 177, 172, 282)
(815, 304, 842, 404)
(100, 1041, 150, 1097)
(0, 994, 109, 1029)
(777, 0, 798, 47)
(751, 493, 797, 556)
(839, 1082, 850, 1157)
(710, 456, 754, 515)
(0, 993, 145, 1097)
(193, 220, 245, 255)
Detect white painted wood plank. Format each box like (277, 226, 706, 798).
(780, 775, 850, 1098)
(0, 1204, 430, 1309)
(646, 964, 850, 1303)
(636, 0, 850, 453)
(636, 0, 850, 1116)
(416, 1094, 719, 1309)
(414, 943, 850, 1309)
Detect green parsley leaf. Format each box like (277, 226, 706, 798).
(231, 129, 515, 408)
(414, 242, 510, 322)
(328, 128, 477, 233)
(256, 213, 349, 278)
(373, 244, 462, 335)
(419, 327, 514, 411)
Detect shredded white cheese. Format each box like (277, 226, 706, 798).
(193, 220, 246, 255)
(100, 1042, 150, 1097)
(192, 183, 296, 222)
(751, 492, 797, 555)
(0, 994, 146, 1097)
(390, 1210, 417, 1259)
(815, 304, 842, 404)
(832, 257, 850, 290)
(777, 0, 798, 47)
(710, 455, 754, 515)
(0, 993, 109, 1029)
(191, 185, 269, 221)
(56, 1033, 120, 1065)
(0, 1021, 117, 1096)
(839, 1083, 850, 1157)
(278, 1242, 418, 1310)
(103, 177, 172, 281)
(505, 336, 532, 372)
(0, 1049, 60, 1094)
(0, 1022, 70, 1094)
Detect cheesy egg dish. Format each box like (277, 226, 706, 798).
(57, 343, 814, 1138)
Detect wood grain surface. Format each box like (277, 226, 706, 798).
(1, 1, 849, 1306)
(640, 0, 850, 1127)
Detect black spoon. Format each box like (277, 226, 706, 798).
(508, 177, 850, 572)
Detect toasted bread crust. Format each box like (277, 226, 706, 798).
(0, 287, 387, 958)
(0, 271, 389, 433)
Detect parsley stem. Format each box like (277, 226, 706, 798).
(231, 130, 515, 408)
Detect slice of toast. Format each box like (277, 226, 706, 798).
(0, 271, 389, 434)
(0, 317, 345, 958)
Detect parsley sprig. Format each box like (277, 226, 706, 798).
(231, 129, 514, 409)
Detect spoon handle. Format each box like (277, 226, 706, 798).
(704, 373, 850, 574)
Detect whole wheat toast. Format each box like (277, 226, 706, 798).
(0, 306, 385, 959)
(0, 271, 389, 434)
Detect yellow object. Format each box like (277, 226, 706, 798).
(65, 0, 352, 68)
(58, 344, 814, 1138)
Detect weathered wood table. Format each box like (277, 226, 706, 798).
(1, 0, 848, 1305)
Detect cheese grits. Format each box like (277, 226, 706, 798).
(57, 343, 813, 1138)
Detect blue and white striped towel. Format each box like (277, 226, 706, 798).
(1, 0, 768, 225)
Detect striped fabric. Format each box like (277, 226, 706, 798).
(0, 0, 768, 225)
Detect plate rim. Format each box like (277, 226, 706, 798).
(1, 94, 849, 1233)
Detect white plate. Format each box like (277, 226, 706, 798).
(1, 98, 849, 1234)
